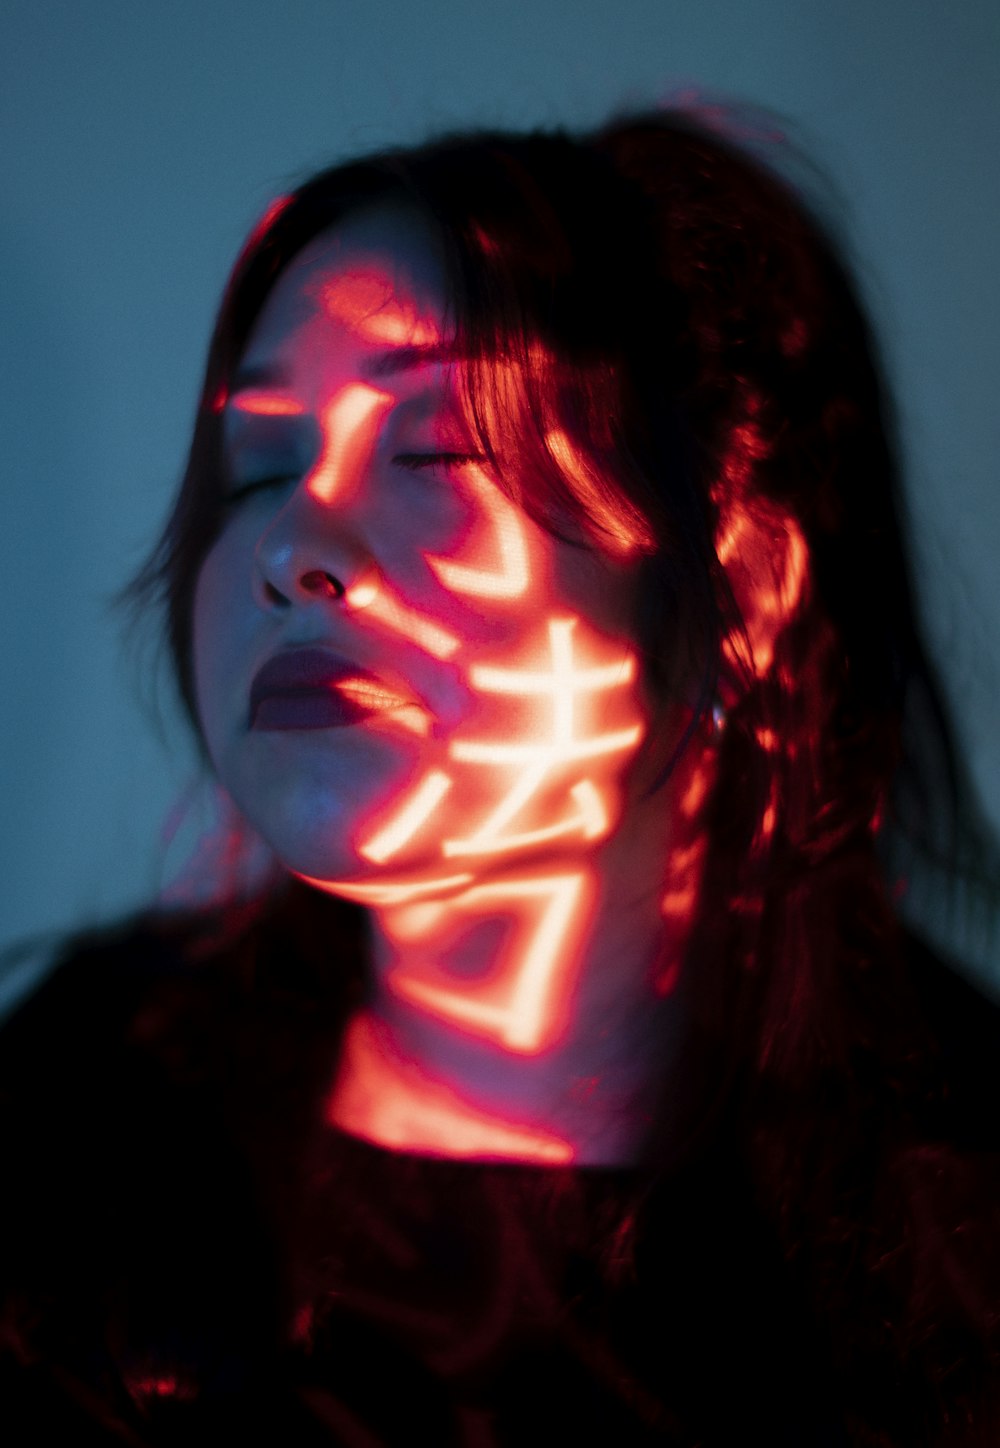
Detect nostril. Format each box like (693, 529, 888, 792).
(301, 569, 346, 600)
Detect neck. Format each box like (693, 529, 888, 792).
(321, 730, 715, 1167)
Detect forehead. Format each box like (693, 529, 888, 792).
(241, 204, 452, 372)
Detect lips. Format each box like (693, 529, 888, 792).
(249, 648, 420, 732)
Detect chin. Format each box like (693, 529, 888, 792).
(238, 803, 375, 884)
(230, 785, 446, 891)
(219, 731, 420, 872)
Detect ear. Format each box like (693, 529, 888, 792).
(714, 492, 810, 704)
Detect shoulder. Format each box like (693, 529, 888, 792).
(0, 886, 361, 1442)
(0, 879, 365, 1057)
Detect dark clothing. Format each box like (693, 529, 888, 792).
(0, 892, 997, 1445)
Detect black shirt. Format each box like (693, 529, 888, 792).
(1, 895, 997, 1445)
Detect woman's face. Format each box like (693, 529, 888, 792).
(193, 205, 654, 888)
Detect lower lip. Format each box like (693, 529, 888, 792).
(250, 690, 376, 731)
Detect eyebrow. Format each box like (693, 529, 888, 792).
(226, 344, 460, 413)
(228, 362, 291, 396)
(361, 342, 459, 378)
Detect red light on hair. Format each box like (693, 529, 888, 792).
(248, 194, 293, 246)
(781, 316, 809, 357)
(546, 429, 654, 556)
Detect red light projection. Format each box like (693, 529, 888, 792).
(336, 677, 432, 738)
(387, 871, 594, 1054)
(318, 270, 440, 347)
(442, 618, 640, 856)
(311, 527, 648, 1154)
(309, 622, 646, 1099)
(272, 327, 669, 1158)
(714, 406, 809, 683)
(359, 770, 454, 864)
(339, 617, 644, 1057)
(344, 576, 462, 660)
(230, 391, 306, 417)
(318, 434, 807, 1161)
(330, 1011, 574, 1162)
(225, 250, 783, 1164)
(259, 376, 465, 661)
(305, 386, 393, 506)
(246, 194, 293, 251)
(653, 745, 717, 997)
(716, 504, 807, 680)
(226, 302, 811, 1162)
(546, 428, 654, 557)
(426, 462, 530, 599)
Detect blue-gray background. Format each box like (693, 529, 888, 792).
(2, 1, 998, 982)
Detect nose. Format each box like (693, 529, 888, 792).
(252, 385, 392, 611)
(253, 493, 367, 609)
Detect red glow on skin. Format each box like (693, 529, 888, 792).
(318, 270, 441, 347)
(353, 617, 641, 868)
(389, 870, 594, 1054)
(230, 390, 307, 417)
(329, 1011, 575, 1162)
(344, 616, 644, 1058)
(443, 619, 641, 857)
(360, 771, 453, 864)
(309, 361, 808, 1158)
(307, 385, 394, 506)
(336, 677, 432, 738)
(304, 379, 465, 658)
(208, 230, 708, 1165)
(426, 463, 530, 599)
(344, 576, 462, 659)
(317, 873, 476, 906)
(221, 235, 821, 1164)
(268, 347, 803, 1156)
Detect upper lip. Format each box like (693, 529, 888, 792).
(249, 646, 418, 717)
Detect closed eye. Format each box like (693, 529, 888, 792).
(393, 451, 484, 472)
(224, 474, 298, 505)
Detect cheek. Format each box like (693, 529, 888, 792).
(191, 529, 255, 752)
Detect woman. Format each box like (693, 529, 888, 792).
(2, 108, 999, 1444)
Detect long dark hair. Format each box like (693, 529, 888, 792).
(128, 108, 1000, 1437)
